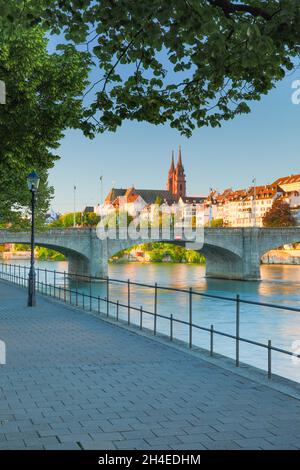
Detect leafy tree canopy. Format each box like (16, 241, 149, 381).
(50, 211, 100, 227)
(0, 4, 91, 225)
(17, 0, 300, 136)
(263, 199, 297, 227)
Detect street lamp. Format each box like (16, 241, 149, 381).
(73, 185, 76, 228)
(26, 171, 40, 307)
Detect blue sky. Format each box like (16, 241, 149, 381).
(49, 67, 300, 213)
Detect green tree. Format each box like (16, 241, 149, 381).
(210, 218, 224, 227)
(0, 12, 90, 225)
(263, 199, 297, 227)
(154, 196, 162, 206)
(83, 212, 101, 226)
(36, 247, 65, 261)
(27, 0, 300, 136)
(50, 211, 100, 228)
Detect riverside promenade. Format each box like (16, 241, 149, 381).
(1, 281, 300, 450)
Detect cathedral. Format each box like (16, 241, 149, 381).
(103, 146, 202, 209)
(167, 146, 186, 199)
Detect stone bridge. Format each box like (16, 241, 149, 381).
(1, 227, 300, 280)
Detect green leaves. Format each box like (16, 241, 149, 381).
(1, 0, 296, 155)
(31, 0, 299, 137)
(0, 10, 90, 224)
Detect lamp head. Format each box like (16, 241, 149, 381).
(27, 171, 40, 192)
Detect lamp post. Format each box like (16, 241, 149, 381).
(27, 171, 40, 307)
(252, 177, 257, 227)
(73, 185, 76, 228)
(100, 175, 103, 205)
(209, 187, 213, 227)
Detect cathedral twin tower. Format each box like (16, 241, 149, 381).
(167, 146, 186, 199)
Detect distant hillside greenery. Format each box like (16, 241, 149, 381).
(13, 244, 65, 261)
(36, 247, 65, 261)
(111, 243, 205, 264)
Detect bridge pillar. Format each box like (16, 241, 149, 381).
(68, 254, 90, 278)
(67, 234, 109, 279)
(89, 237, 109, 278)
(205, 256, 260, 281)
(200, 229, 261, 281)
(68, 253, 108, 279)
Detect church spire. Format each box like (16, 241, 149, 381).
(177, 145, 183, 168)
(170, 151, 175, 172)
(173, 145, 186, 198)
(167, 151, 175, 192)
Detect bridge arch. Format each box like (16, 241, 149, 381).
(107, 238, 246, 280)
(257, 229, 300, 260)
(0, 240, 90, 276)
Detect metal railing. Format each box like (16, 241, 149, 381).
(1, 261, 300, 379)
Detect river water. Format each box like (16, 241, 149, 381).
(3, 259, 300, 383)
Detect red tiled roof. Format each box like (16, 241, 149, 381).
(274, 174, 300, 185)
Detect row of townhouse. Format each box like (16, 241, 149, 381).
(205, 174, 300, 227)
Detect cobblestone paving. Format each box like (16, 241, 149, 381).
(0, 281, 300, 450)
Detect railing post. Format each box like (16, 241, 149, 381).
(170, 314, 173, 341)
(54, 270, 56, 298)
(82, 292, 85, 310)
(76, 285, 78, 306)
(140, 306, 143, 330)
(58, 286, 61, 300)
(13, 264, 16, 284)
(268, 340, 272, 379)
(98, 296, 100, 314)
(127, 279, 131, 325)
(63, 271, 66, 301)
(236, 294, 240, 367)
(210, 325, 214, 356)
(116, 300, 119, 321)
(45, 268, 47, 288)
(89, 277, 92, 311)
(154, 282, 157, 316)
(106, 276, 109, 317)
(189, 287, 193, 348)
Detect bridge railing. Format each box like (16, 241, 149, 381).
(0, 261, 300, 380)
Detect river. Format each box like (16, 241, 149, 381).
(3, 259, 300, 383)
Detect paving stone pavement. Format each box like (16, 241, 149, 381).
(0, 280, 300, 450)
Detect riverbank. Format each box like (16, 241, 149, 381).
(1, 279, 300, 450)
(261, 249, 300, 265)
(116, 247, 300, 266)
(0, 248, 65, 261)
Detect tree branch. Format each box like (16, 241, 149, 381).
(208, 0, 272, 20)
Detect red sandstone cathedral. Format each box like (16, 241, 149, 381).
(167, 146, 186, 198)
(104, 146, 203, 206)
